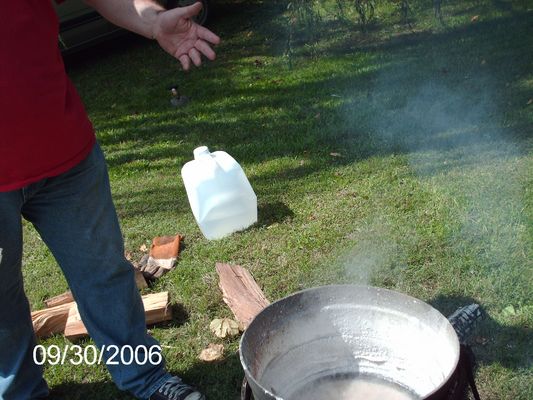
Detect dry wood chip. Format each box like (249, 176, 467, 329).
(198, 343, 224, 362)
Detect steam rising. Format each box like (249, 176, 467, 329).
(338, 69, 530, 302)
(340, 218, 405, 285)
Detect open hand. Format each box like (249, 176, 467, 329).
(152, 2, 220, 71)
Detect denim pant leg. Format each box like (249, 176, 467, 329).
(21, 144, 170, 400)
(0, 191, 50, 400)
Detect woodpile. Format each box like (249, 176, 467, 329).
(32, 271, 169, 340)
(63, 292, 172, 341)
(34, 260, 271, 346)
(31, 234, 183, 340)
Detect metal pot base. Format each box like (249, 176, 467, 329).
(241, 345, 480, 400)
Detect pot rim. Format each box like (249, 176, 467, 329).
(239, 284, 460, 400)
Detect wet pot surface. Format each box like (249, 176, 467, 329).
(240, 285, 460, 400)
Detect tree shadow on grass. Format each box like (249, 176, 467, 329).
(257, 201, 295, 227)
(49, 351, 245, 400)
(84, 7, 532, 232)
(79, 7, 531, 182)
(155, 302, 190, 329)
(183, 351, 245, 400)
(49, 381, 133, 400)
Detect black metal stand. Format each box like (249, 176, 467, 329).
(241, 376, 253, 400)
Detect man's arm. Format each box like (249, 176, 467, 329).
(84, 0, 220, 70)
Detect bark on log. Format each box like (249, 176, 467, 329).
(135, 269, 148, 289)
(44, 291, 74, 308)
(215, 263, 270, 329)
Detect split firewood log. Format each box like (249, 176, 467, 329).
(215, 263, 270, 329)
(32, 302, 73, 338)
(64, 292, 172, 341)
(44, 291, 74, 308)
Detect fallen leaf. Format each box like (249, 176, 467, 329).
(330, 152, 342, 157)
(210, 318, 240, 338)
(139, 244, 148, 252)
(198, 343, 224, 362)
(471, 15, 479, 22)
(502, 305, 516, 316)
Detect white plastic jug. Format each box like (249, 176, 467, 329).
(181, 146, 258, 240)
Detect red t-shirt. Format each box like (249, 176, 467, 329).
(0, 0, 96, 192)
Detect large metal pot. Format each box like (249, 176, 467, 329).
(239, 285, 460, 400)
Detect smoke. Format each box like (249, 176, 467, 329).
(338, 67, 531, 303)
(340, 216, 407, 285)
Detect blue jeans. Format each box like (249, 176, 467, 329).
(0, 144, 171, 399)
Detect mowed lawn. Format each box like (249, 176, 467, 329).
(22, 1, 531, 399)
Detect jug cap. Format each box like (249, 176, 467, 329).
(194, 146, 211, 160)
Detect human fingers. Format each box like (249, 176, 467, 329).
(169, 1, 203, 20)
(189, 48, 202, 67)
(196, 25, 221, 45)
(158, 2, 202, 32)
(195, 39, 216, 60)
(179, 54, 191, 71)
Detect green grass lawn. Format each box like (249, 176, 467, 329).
(23, 0, 532, 398)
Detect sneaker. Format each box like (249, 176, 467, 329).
(150, 376, 205, 400)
